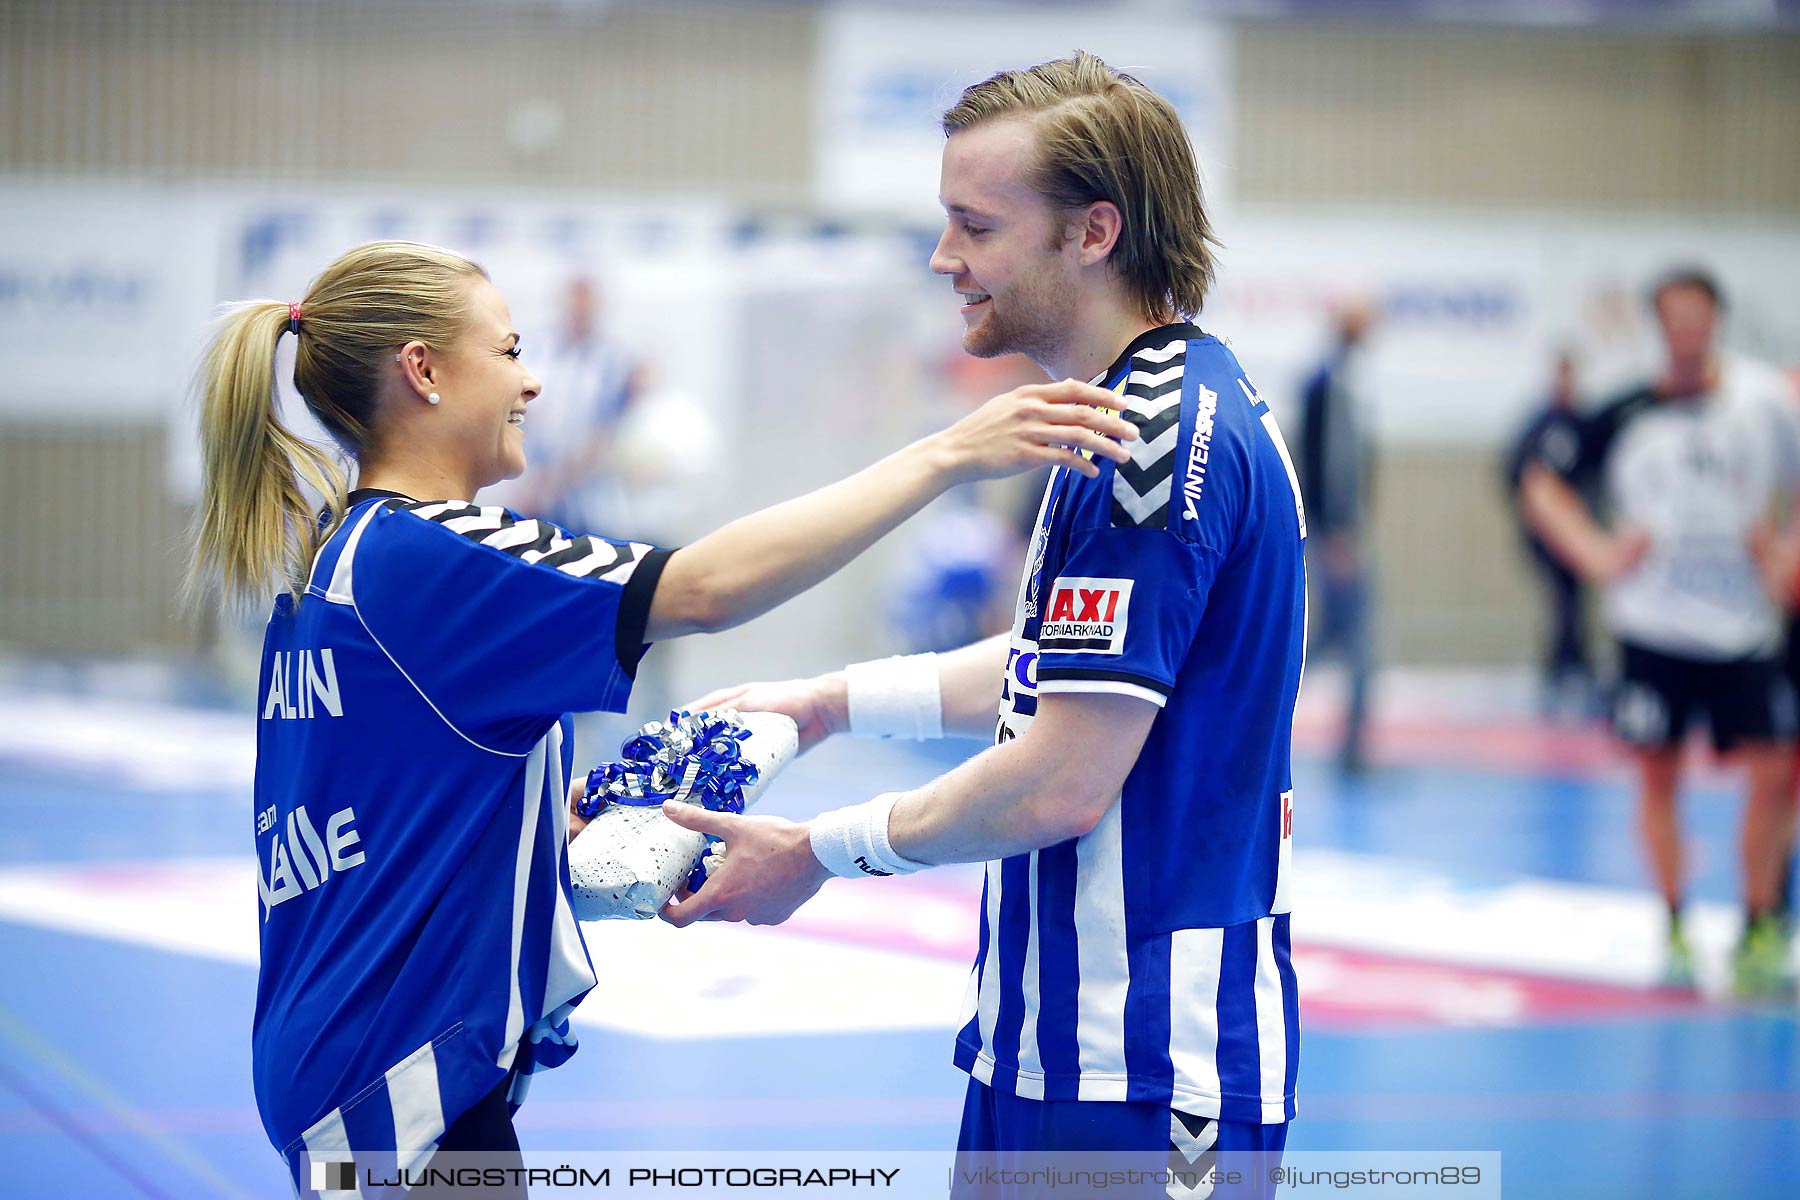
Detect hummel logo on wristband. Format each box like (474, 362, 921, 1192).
(810, 793, 926, 879)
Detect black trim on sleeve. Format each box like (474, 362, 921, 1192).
(1035, 665, 1173, 697)
(614, 546, 675, 680)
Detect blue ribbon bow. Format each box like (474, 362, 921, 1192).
(577, 709, 764, 891)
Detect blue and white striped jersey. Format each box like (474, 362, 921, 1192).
(251, 491, 667, 1193)
(954, 325, 1307, 1124)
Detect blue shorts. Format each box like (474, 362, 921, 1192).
(953, 1077, 1288, 1200)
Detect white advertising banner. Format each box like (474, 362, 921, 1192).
(0, 183, 220, 422)
(1206, 210, 1800, 445)
(200, 187, 736, 382)
(1, 179, 1796, 455)
(814, 7, 1234, 220)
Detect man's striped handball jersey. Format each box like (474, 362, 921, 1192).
(956, 325, 1308, 1124)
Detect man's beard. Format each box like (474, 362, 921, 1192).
(963, 272, 1075, 370)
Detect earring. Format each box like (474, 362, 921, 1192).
(427, 392, 441, 406)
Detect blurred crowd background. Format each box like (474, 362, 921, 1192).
(1, 0, 1797, 728)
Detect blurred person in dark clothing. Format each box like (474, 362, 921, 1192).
(1504, 351, 1595, 717)
(1298, 298, 1378, 772)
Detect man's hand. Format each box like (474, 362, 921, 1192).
(1594, 526, 1652, 582)
(657, 804, 831, 927)
(683, 673, 847, 755)
(1748, 518, 1800, 607)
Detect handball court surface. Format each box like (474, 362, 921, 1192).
(0, 663, 1795, 1200)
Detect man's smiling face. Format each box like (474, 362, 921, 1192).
(929, 117, 1083, 371)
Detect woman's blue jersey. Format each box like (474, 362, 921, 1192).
(251, 493, 667, 1185)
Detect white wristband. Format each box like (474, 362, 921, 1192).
(809, 792, 929, 879)
(844, 653, 942, 740)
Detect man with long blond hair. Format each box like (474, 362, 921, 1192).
(666, 54, 1304, 1193)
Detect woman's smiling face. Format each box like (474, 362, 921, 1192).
(432, 276, 541, 488)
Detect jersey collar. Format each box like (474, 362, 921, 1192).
(1092, 322, 1206, 387)
(345, 487, 417, 506)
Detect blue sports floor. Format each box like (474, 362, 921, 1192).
(0, 666, 1795, 1199)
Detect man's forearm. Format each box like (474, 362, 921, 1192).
(885, 734, 1099, 865)
(881, 691, 1158, 864)
(1520, 463, 1614, 580)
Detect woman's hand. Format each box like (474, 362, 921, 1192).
(567, 777, 590, 842)
(933, 379, 1138, 484)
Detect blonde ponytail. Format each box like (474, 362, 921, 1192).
(188, 302, 347, 612)
(186, 240, 487, 613)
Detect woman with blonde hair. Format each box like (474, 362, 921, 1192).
(191, 240, 1135, 1194)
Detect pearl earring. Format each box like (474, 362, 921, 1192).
(427, 392, 441, 405)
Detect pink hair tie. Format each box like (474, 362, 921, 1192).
(287, 301, 303, 335)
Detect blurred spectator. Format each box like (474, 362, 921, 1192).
(1778, 361, 1800, 936)
(595, 361, 724, 724)
(888, 493, 1017, 654)
(515, 276, 640, 532)
(1297, 297, 1379, 773)
(604, 361, 723, 547)
(1503, 351, 1596, 717)
(510, 280, 718, 747)
(1521, 268, 1800, 996)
